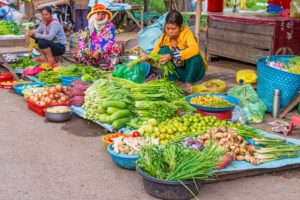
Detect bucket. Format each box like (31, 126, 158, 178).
(236, 69, 257, 85)
(207, 0, 224, 12)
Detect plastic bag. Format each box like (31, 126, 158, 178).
(228, 84, 267, 123)
(138, 13, 167, 54)
(231, 106, 249, 124)
(112, 64, 146, 83)
(192, 79, 226, 94)
(291, 0, 300, 18)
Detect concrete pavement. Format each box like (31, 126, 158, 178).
(0, 87, 300, 200)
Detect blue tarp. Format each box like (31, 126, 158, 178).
(72, 105, 300, 173)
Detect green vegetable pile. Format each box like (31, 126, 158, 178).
(11, 57, 39, 69)
(0, 21, 21, 35)
(83, 79, 134, 129)
(38, 65, 110, 86)
(136, 141, 225, 181)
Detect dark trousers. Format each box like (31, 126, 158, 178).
(75, 9, 89, 32)
(35, 38, 66, 56)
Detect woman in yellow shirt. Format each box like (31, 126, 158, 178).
(143, 10, 207, 89)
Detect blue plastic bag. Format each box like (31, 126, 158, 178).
(138, 13, 167, 54)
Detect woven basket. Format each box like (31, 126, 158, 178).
(257, 55, 300, 112)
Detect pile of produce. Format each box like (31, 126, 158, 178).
(11, 57, 39, 69)
(199, 127, 257, 164)
(103, 132, 132, 143)
(112, 135, 159, 155)
(136, 141, 225, 181)
(115, 78, 192, 128)
(68, 80, 91, 107)
(27, 84, 69, 106)
(138, 114, 239, 144)
(0, 21, 21, 35)
(38, 65, 110, 86)
(83, 79, 134, 129)
(267, 57, 300, 74)
(189, 95, 233, 108)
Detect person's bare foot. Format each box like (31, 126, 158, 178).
(34, 56, 47, 62)
(185, 83, 193, 92)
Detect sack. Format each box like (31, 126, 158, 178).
(138, 13, 167, 53)
(192, 79, 226, 94)
(291, 0, 300, 18)
(228, 84, 267, 123)
(112, 63, 147, 83)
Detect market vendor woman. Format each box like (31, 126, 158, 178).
(25, 6, 67, 65)
(143, 10, 208, 90)
(72, 4, 122, 70)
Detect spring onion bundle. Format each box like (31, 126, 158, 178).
(136, 141, 225, 181)
(254, 145, 300, 164)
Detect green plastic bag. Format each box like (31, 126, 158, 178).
(112, 64, 146, 83)
(228, 84, 267, 123)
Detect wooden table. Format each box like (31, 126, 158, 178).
(110, 5, 144, 30)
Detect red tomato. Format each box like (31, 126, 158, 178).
(132, 131, 140, 137)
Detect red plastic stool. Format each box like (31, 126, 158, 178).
(288, 115, 300, 135)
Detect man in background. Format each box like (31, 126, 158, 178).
(74, 0, 89, 32)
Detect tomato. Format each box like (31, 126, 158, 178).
(132, 131, 140, 137)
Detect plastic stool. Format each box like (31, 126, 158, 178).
(287, 115, 300, 135)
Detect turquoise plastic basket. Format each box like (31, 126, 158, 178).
(257, 55, 300, 112)
(107, 144, 139, 170)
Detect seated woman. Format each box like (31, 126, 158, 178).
(0, 0, 14, 21)
(26, 6, 67, 65)
(72, 4, 122, 70)
(142, 10, 208, 90)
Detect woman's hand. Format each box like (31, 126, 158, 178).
(25, 30, 35, 39)
(159, 54, 172, 64)
(139, 53, 148, 62)
(92, 50, 101, 59)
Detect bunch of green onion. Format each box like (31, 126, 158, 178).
(254, 145, 300, 164)
(137, 141, 225, 181)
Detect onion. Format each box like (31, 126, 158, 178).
(62, 86, 68, 93)
(49, 88, 57, 94)
(40, 101, 46, 106)
(60, 96, 67, 102)
(45, 98, 51, 105)
(54, 93, 60, 99)
(42, 91, 49, 96)
(57, 99, 62, 104)
(55, 84, 63, 92)
(33, 97, 38, 102)
(51, 100, 57, 105)
(49, 94, 54, 100)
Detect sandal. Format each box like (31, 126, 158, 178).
(35, 57, 47, 62)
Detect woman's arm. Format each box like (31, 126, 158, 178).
(35, 23, 59, 41)
(179, 29, 200, 60)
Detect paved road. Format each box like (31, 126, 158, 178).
(1, 89, 300, 200)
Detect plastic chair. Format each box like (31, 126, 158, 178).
(287, 115, 300, 135)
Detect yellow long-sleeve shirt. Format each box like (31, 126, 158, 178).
(151, 27, 208, 69)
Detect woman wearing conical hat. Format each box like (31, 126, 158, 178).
(72, 4, 122, 70)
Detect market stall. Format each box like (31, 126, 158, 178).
(206, 13, 300, 64)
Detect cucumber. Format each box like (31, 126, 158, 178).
(97, 105, 105, 114)
(111, 110, 131, 121)
(106, 107, 124, 115)
(112, 118, 131, 129)
(99, 114, 112, 123)
(102, 101, 127, 110)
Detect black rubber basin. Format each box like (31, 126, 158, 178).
(137, 167, 202, 200)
